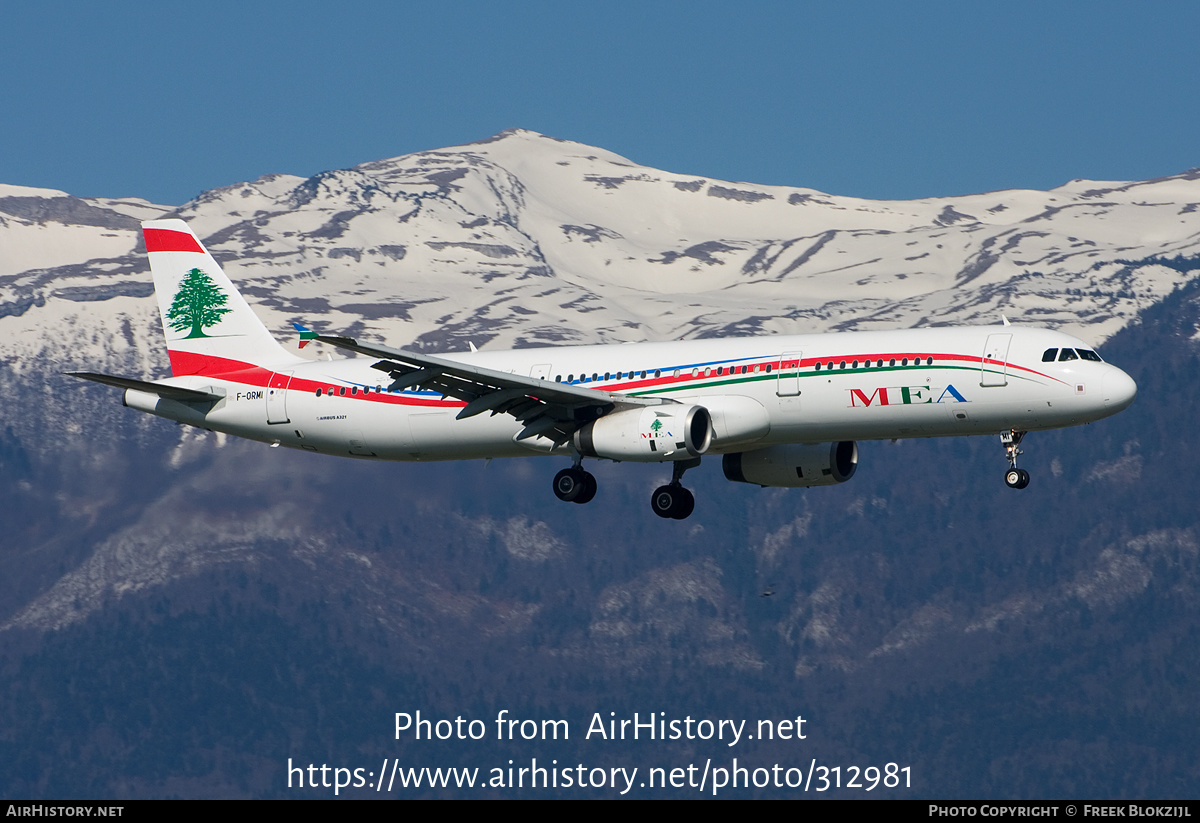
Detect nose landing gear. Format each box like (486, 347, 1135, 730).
(1005, 467, 1030, 489)
(1001, 430, 1030, 489)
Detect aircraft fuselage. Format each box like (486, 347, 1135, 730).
(126, 325, 1136, 462)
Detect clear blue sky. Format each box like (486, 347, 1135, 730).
(2, 1, 1197, 205)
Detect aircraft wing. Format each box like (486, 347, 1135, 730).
(316, 334, 665, 444)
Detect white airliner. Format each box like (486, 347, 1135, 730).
(71, 219, 1138, 519)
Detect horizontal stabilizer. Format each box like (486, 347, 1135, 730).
(66, 372, 222, 402)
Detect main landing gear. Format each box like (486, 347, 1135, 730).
(552, 456, 700, 519)
(1001, 429, 1030, 489)
(651, 457, 700, 520)
(553, 465, 597, 504)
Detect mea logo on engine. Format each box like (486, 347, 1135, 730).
(641, 419, 673, 439)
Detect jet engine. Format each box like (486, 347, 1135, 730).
(574, 405, 712, 462)
(722, 441, 858, 487)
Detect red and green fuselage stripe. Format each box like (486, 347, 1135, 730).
(165, 348, 1064, 409)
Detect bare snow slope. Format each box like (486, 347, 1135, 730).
(4, 128, 1200, 379)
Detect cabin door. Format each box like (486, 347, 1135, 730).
(776, 351, 803, 397)
(980, 334, 1011, 387)
(266, 371, 293, 423)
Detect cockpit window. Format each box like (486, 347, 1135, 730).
(1077, 349, 1103, 362)
(1058, 348, 1079, 361)
(1042, 348, 1058, 362)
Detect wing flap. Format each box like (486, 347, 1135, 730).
(515, 415, 566, 441)
(457, 387, 531, 420)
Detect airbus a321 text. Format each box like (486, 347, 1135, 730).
(71, 219, 1138, 519)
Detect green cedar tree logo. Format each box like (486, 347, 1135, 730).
(650, 419, 663, 435)
(166, 268, 232, 338)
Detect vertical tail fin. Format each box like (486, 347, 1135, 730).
(142, 219, 301, 376)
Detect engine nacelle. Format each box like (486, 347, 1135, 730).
(575, 405, 712, 462)
(722, 441, 858, 488)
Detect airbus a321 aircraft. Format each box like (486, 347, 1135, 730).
(71, 219, 1138, 519)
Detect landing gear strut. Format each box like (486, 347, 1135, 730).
(1001, 429, 1030, 489)
(651, 457, 700, 520)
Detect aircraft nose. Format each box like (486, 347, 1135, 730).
(1102, 367, 1137, 412)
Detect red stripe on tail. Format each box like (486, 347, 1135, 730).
(144, 228, 204, 254)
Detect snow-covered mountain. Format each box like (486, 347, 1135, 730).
(3, 128, 1199, 389)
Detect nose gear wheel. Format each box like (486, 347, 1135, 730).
(1000, 430, 1030, 489)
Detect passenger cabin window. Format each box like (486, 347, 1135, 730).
(1042, 348, 1058, 362)
(1058, 349, 1079, 361)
